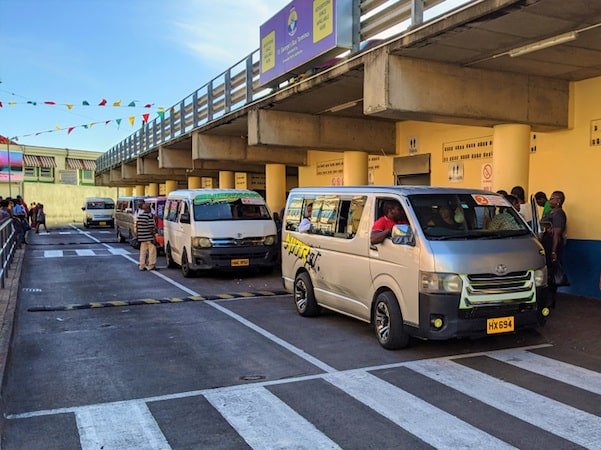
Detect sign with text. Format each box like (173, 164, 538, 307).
(259, 0, 352, 86)
(0, 150, 23, 183)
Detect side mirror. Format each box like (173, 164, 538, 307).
(391, 224, 415, 246)
(180, 212, 190, 224)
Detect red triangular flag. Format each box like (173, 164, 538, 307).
(0, 102, 3, 108)
(44, 101, 56, 105)
(98, 99, 107, 106)
(142, 113, 150, 123)
(67, 127, 75, 135)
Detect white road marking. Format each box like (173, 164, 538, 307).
(490, 349, 601, 396)
(204, 386, 340, 450)
(325, 370, 515, 450)
(406, 358, 601, 448)
(43, 250, 63, 258)
(75, 249, 95, 256)
(58, 231, 71, 235)
(75, 401, 171, 450)
(107, 248, 130, 255)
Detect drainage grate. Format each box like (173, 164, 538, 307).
(239, 375, 266, 381)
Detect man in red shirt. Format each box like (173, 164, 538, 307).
(371, 200, 408, 245)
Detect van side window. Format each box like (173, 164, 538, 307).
(285, 196, 305, 231)
(165, 199, 180, 222)
(179, 202, 190, 223)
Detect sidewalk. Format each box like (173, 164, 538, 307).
(0, 248, 24, 400)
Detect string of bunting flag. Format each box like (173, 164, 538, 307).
(8, 110, 168, 141)
(0, 99, 162, 109)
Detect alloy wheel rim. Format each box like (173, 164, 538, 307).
(295, 279, 307, 312)
(375, 301, 390, 342)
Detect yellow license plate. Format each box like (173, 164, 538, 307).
(99, 221, 106, 226)
(231, 258, 249, 267)
(486, 316, 514, 334)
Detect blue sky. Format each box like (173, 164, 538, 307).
(0, 0, 289, 152)
(0, 0, 468, 153)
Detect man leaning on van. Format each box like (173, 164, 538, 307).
(136, 203, 157, 271)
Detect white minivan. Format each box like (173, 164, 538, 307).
(82, 197, 115, 228)
(282, 186, 551, 349)
(163, 189, 278, 277)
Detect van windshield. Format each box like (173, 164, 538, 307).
(87, 201, 114, 210)
(408, 193, 530, 240)
(193, 196, 270, 221)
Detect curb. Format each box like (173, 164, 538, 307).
(0, 248, 25, 434)
(28, 290, 290, 312)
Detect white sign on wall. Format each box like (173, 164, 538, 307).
(481, 162, 493, 191)
(448, 162, 463, 183)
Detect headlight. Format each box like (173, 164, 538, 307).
(192, 237, 212, 248)
(264, 235, 276, 246)
(534, 266, 547, 287)
(420, 272, 463, 294)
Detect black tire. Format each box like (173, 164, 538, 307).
(166, 244, 176, 268)
(373, 291, 410, 350)
(181, 249, 194, 278)
(117, 229, 126, 243)
(293, 272, 319, 317)
(83, 222, 89, 229)
(129, 233, 140, 249)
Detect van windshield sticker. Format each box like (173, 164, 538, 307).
(283, 233, 321, 269)
(193, 192, 263, 205)
(471, 194, 509, 207)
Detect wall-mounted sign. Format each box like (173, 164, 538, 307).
(59, 170, 78, 185)
(448, 161, 464, 183)
(259, 0, 352, 86)
(0, 150, 23, 183)
(442, 136, 493, 163)
(481, 162, 493, 191)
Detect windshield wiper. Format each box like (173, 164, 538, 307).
(427, 234, 470, 240)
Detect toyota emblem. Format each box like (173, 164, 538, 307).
(495, 264, 508, 275)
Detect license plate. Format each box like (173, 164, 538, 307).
(231, 258, 249, 267)
(99, 221, 106, 226)
(486, 316, 514, 334)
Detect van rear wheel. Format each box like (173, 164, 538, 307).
(374, 291, 409, 350)
(294, 272, 319, 317)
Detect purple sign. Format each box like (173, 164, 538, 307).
(259, 0, 352, 86)
(0, 150, 23, 183)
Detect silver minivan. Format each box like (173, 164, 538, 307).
(281, 186, 551, 349)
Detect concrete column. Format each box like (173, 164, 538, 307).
(266, 164, 286, 214)
(343, 151, 368, 186)
(135, 185, 145, 196)
(492, 124, 530, 192)
(165, 180, 178, 195)
(188, 176, 201, 189)
(159, 184, 166, 195)
(219, 171, 235, 189)
(122, 186, 133, 196)
(147, 183, 159, 197)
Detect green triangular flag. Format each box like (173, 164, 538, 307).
(128, 101, 136, 107)
(157, 110, 165, 120)
(83, 124, 88, 129)
(116, 118, 122, 129)
(82, 100, 90, 106)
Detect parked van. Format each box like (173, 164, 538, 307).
(282, 186, 551, 349)
(164, 189, 278, 277)
(115, 196, 146, 247)
(82, 197, 115, 228)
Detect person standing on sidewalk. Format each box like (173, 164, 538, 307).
(136, 203, 157, 271)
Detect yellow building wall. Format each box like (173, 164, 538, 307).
(23, 183, 118, 226)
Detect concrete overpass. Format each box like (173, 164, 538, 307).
(96, 0, 601, 212)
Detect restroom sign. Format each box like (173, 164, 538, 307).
(481, 162, 493, 191)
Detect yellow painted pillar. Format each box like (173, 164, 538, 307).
(266, 164, 286, 213)
(188, 176, 201, 189)
(492, 124, 530, 192)
(343, 151, 368, 186)
(159, 184, 166, 195)
(122, 186, 133, 196)
(219, 171, 235, 189)
(147, 183, 159, 197)
(135, 185, 145, 196)
(165, 180, 178, 195)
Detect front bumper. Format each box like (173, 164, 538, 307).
(191, 245, 277, 270)
(411, 287, 550, 340)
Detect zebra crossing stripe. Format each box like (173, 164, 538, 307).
(75, 249, 95, 256)
(44, 250, 63, 258)
(489, 349, 601, 396)
(75, 401, 171, 450)
(325, 370, 515, 450)
(406, 358, 601, 448)
(204, 386, 341, 450)
(108, 248, 130, 255)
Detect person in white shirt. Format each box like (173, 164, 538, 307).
(297, 203, 313, 232)
(511, 186, 532, 226)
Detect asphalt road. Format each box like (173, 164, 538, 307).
(2, 225, 601, 449)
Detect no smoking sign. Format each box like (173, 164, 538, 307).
(481, 163, 493, 191)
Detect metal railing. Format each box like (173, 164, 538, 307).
(97, 0, 452, 173)
(0, 218, 17, 288)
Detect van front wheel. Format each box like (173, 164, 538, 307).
(166, 245, 176, 268)
(294, 272, 319, 317)
(181, 250, 194, 278)
(374, 292, 409, 350)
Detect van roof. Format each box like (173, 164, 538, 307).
(85, 197, 114, 202)
(167, 189, 259, 198)
(289, 186, 499, 196)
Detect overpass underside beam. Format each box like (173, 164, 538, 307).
(363, 53, 569, 129)
(247, 110, 396, 153)
(193, 133, 307, 166)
